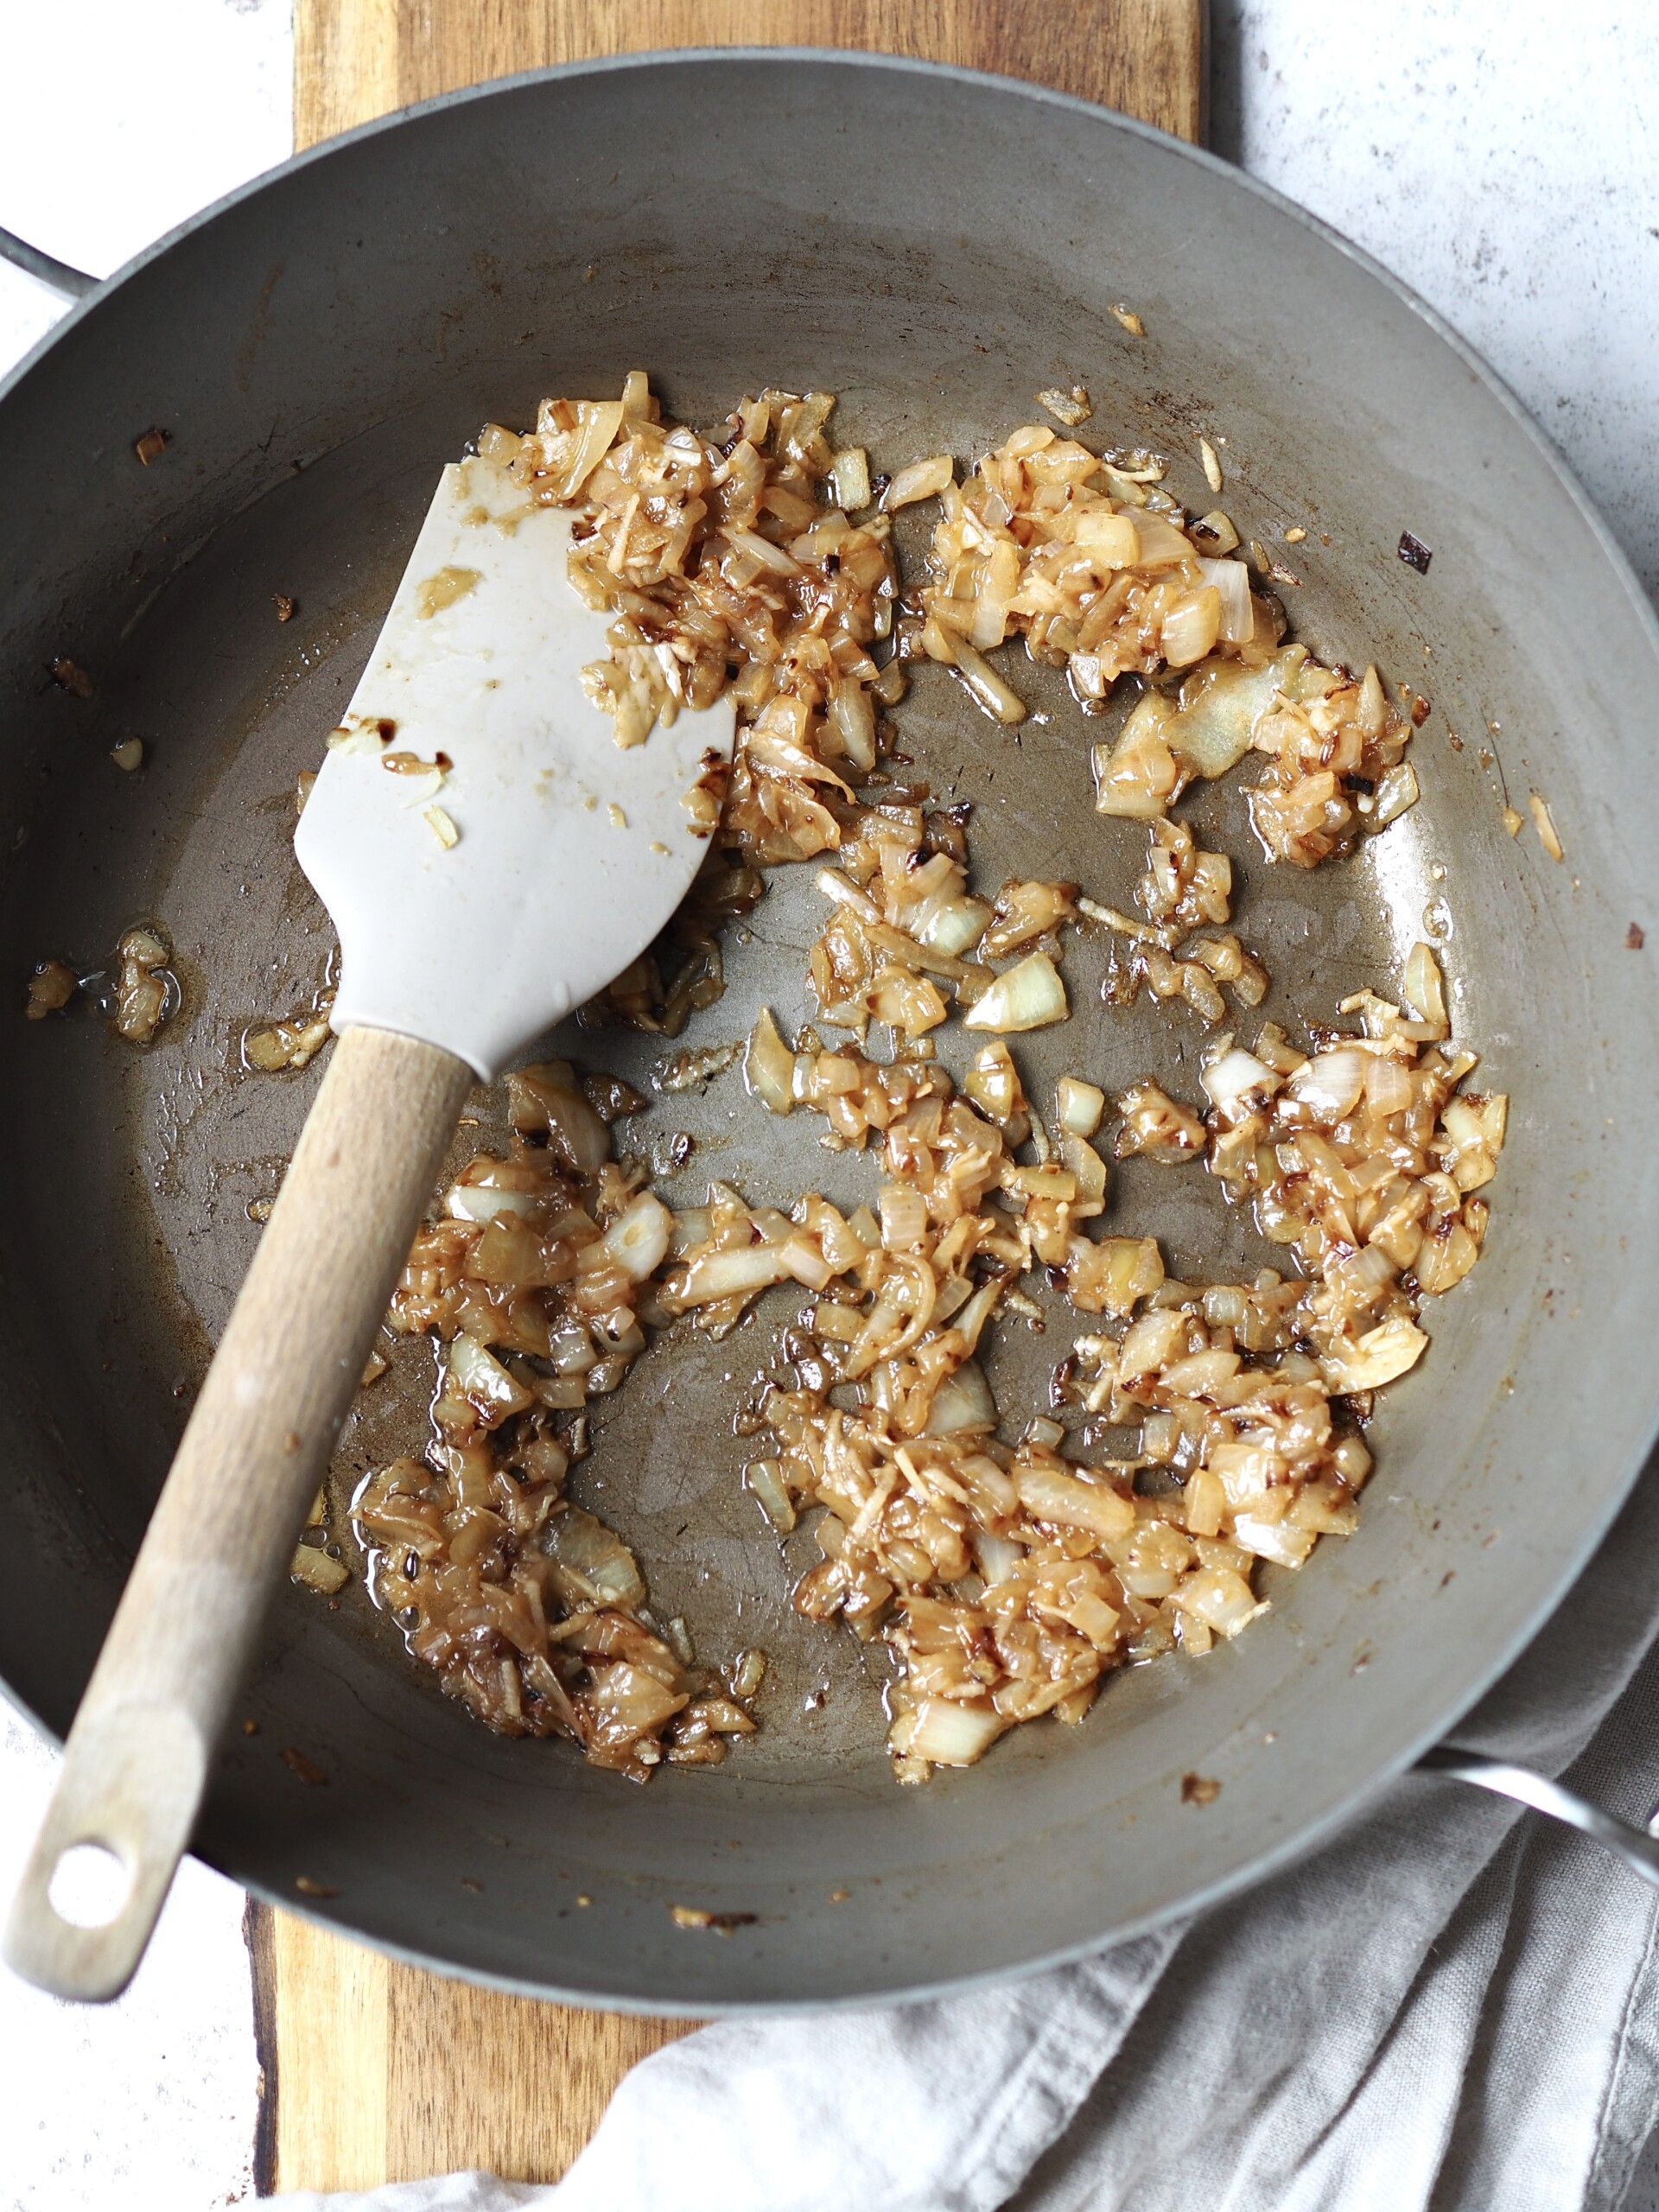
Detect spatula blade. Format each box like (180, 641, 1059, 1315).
(295, 452, 735, 1077)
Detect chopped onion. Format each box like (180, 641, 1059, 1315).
(830, 447, 872, 510)
(1056, 1076, 1105, 1138)
(925, 1361, 996, 1436)
(913, 891, 993, 957)
(962, 952, 1068, 1033)
(881, 454, 955, 510)
(1231, 1515, 1318, 1568)
(290, 1544, 350, 1595)
(1165, 645, 1306, 780)
(1402, 943, 1449, 1038)
(1014, 1461, 1135, 1541)
(448, 1335, 535, 1427)
(1287, 1048, 1368, 1122)
(1060, 1134, 1109, 1217)
(1529, 790, 1564, 861)
(446, 1183, 537, 1224)
(1200, 1046, 1281, 1119)
(1174, 1567, 1268, 1637)
(724, 526, 801, 576)
(975, 1532, 1026, 1586)
(1130, 513, 1194, 567)
(585, 1661, 685, 1736)
(906, 1698, 1007, 1765)
(507, 1063, 611, 1173)
(1071, 510, 1140, 568)
(745, 1459, 797, 1533)
(674, 1243, 795, 1305)
(940, 630, 1027, 726)
(745, 1007, 796, 1116)
(541, 1503, 648, 1611)
(1196, 557, 1253, 644)
(601, 1192, 673, 1281)
(1372, 760, 1420, 825)
(1160, 586, 1222, 669)
(1319, 1316, 1428, 1392)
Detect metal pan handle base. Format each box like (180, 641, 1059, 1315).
(1419, 1745, 1659, 1887)
(0, 226, 97, 302)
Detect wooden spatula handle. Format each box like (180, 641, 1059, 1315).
(3, 1024, 471, 2002)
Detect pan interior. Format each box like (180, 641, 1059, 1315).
(1, 54, 1656, 2008)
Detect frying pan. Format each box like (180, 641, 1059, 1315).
(3, 50, 1658, 2013)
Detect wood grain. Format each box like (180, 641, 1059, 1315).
(266, 0, 1205, 2193)
(296, 0, 1207, 148)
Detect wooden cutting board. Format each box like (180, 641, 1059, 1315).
(251, 3, 1206, 2192)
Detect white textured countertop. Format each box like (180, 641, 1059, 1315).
(2, 6, 1656, 2206)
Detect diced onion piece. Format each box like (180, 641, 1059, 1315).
(1072, 510, 1140, 568)
(1036, 385, 1093, 429)
(745, 1007, 796, 1116)
(1200, 1046, 1281, 1119)
(1160, 586, 1222, 669)
(745, 1459, 797, 1533)
(976, 1532, 1026, 1586)
(1131, 514, 1196, 568)
(1529, 791, 1564, 861)
(1195, 508, 1240, 554)
(1056, 1076, 1105, 1138)
(290, 1545, 350, 1595)
(587, 1661, 685, 1736)
(1165, 645, 1306, 780)
(448, 1334, 536, 1427)
(914, 893, 993, 957)
(1373, 761, 1420, 825)
(675, 1243, 796, 1304)
(1196, 557, 1253, 644)
(1065, 1233, 1165, 1317)
(827, 681, 877, 771)
(964, 1040, 1027, 1124)
(1319, 1316, 1428, 1392)
(879, 1181, 929, 1251)
(725, 525, 801, 576)
(446, 1183, 538, 1224)
(1173, 1567, 1268, 1637)
(925, 1360, 996, 1436)
(542, 1504, 648, 1611)
(1093, 693, 1187, 817)
(601, 1192, 673, 1282)
(781, 1236, 836, 1291)
(506, 1063, 613, 1173)
(882, 454, 955, 510)
(1231, 1516, 1318, 1568)
(1060, 1134, 1109, 1218)
(830, 447, 872, 510)
(939, 630, 1027, 726)
(906, 1699, 1007, 1766)
(1402, 943, 1450, 1038)
(1287, 1047, 1368, 1122)
(1015, 1461, 1135, 1541)
(962, 952, 1069, 1033)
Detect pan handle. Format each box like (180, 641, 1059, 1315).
(1418, 1745, 1659, 1886)
(0, 225, 98, 302)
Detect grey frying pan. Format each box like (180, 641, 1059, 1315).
(2, 51, 1657, 2012)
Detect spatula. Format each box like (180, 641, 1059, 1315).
(3, 446, 735, 2001)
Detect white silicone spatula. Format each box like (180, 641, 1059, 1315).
(4, 448, 734, 2001)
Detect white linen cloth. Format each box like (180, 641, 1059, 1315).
(269, 1442, 1659, 2212)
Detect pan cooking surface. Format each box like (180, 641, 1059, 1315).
(2, 54, 1656, 2006)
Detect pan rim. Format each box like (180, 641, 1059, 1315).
(4, 45, 1659, 2012)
